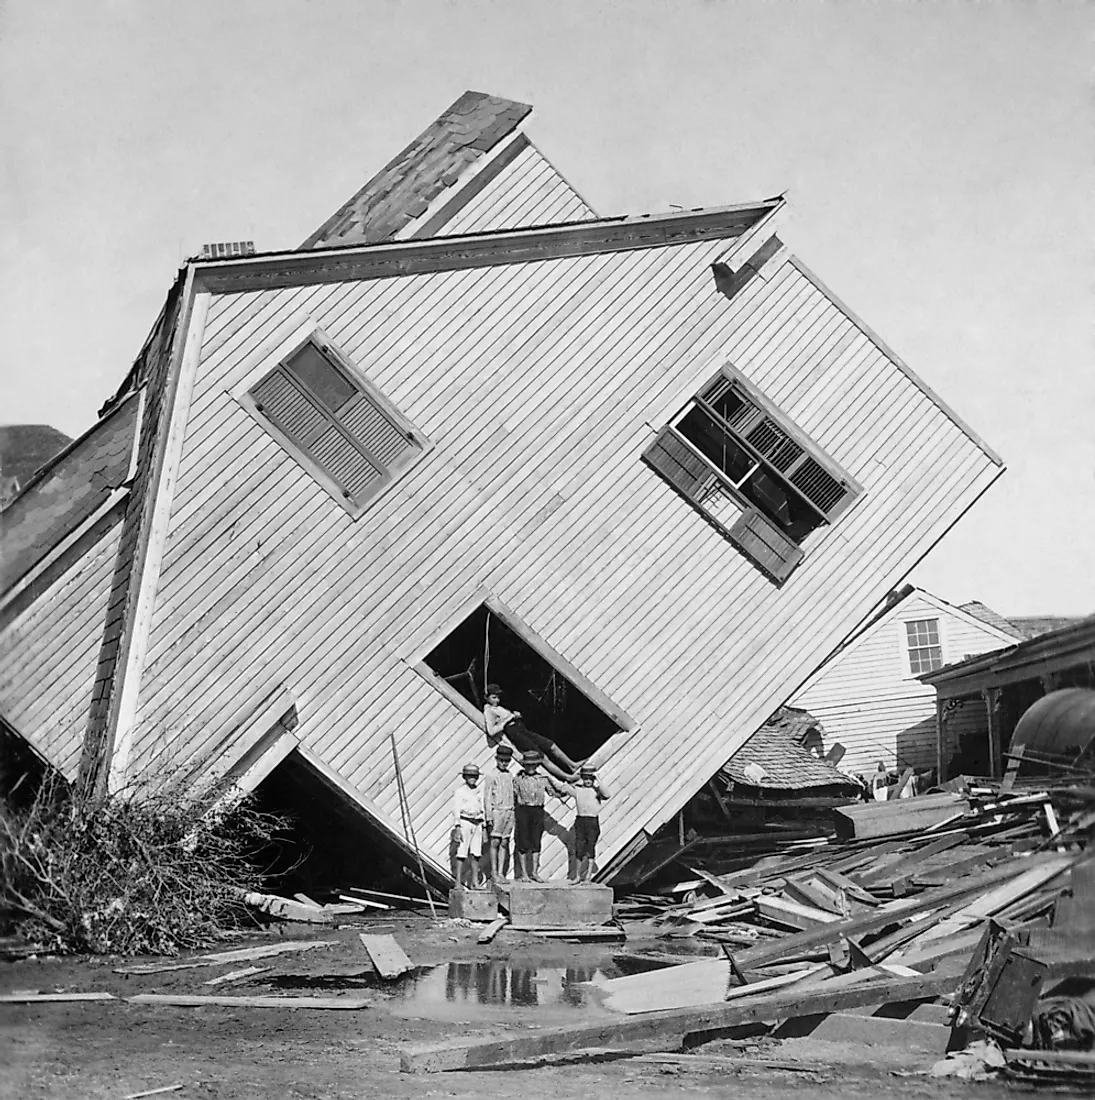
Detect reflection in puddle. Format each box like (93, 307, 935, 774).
(389, 962, 618, 1008)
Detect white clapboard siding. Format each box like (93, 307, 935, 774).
(129, 235, 1000, 880)
(0, 521, 123, 777)
(792, 590, 1021, 777)
(439, 143, 595, 235)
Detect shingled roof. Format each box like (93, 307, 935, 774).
(721, 706, 859, 792)
(300, 91, 532, 249)
(959, 600, 1024, 638)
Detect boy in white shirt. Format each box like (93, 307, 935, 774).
(451, 763, 485, 889)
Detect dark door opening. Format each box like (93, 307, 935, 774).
(424, 604, 622, 760)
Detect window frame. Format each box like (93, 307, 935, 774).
(233, 324, 430, 519)
(902, 616, 946, 678)
(643, 362, 863, 584)
(408, 590, 637, 738)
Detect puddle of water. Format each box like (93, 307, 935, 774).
(385, 961, 623, 1009)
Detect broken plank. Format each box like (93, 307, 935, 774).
(338, 894, 389, 909)
(127, 993, 371, 1009)
(781, 877, 844, 916)
(683, 864, 736, 896)
(203, 966, 270, 986)
(358, 933, 413, 979)
(477, 917, 507, 944)
(0, 992, 116, 1003)
(293, 893, 321, 906)
(243, 891, 332, 923)
(399, 971, 960, 1073)
(530, 927, 625, 941)
(754, 896, 840, 931)
(201, 939, 338, 965)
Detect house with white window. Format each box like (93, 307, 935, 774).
(788, 586, 1023, 780)
(0, 90, 1004, 885)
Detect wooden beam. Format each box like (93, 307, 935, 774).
(399, 971, 958, 1073)
(127, 994, 370, 1010)
(358, 933, 414, 979)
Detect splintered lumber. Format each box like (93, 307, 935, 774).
(127, 993, 370, 1009)
(122, 1087, 184, 1100)
(243, 891, 333, 923)
(115, 938, 337, 975)
(754, 896, 840, 931)
(203, 966, 270, 986)
(477, 917, 507, 944)
(399, 970, 959, 1072)
(358, 933, 413, 979)
(0, 992, 116, 1003)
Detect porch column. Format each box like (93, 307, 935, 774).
(935, 697, 947, 784)
(984, 686, 1002, 778)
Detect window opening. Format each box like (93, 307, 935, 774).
(906, 618, 943, 675)
(423, 604, 622, 760)
(642, 364, 862, 583)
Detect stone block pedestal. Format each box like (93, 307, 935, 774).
(448, 887, 499, 921)
(494, 882, 613, 929)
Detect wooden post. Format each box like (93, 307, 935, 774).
(984, 687, 1002, 779)
(935, 697, 947, 784)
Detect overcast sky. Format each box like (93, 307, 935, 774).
(3, 0, 1092, 616)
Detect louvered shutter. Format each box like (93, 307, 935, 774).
(251, 367, 384, 504)
(334, 391, 417, 471)
(702, 372, 858, 521)
(728, 508, 805, 583)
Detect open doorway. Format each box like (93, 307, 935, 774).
(422, 602, 625, 760)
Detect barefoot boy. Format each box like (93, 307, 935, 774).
(451, 763, 485, 889)
(482, 684, 582, 783)
(567, 764, 610, 884)
(512, 750, 568, 882)
(482, 742, 516, 883)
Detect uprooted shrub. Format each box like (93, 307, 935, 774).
(0, 776, 292, 956)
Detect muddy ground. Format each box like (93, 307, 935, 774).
(1, 914, 1025, 1099)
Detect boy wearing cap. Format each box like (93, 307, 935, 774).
(482, 684, 582, 783)
(565, 765, 611, 884)
(513, 750, 569, 883)
(452, 763, 486, 889)
(482, 743, 516, 883)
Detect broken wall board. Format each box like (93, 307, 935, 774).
(127, 994, 371, 1009)
(242, 891, 332, 923)
(399, 971, 959, 1072)
(358, 933, 413, 979)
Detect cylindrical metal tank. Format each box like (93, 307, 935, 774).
(1011, 688, 1095, 768)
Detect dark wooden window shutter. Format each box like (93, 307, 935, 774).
(728, 508, 805, 582)
(249, 340, 424, 512)
(641, 426, 719, 505)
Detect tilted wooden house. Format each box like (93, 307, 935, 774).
(787, 586, 1022, 780)
(0, 91, 1004, 882)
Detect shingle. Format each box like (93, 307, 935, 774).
(300, 90, 532, 249)
(721, 706, 858, 792)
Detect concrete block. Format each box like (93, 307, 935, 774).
(448, 888, 498, 921)
(495, 882, 613, 929)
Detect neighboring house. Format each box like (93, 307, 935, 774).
(0, 90, 1004, 884)
(789, 587, 1023, 779)
(921, 614, 1095, 780)
(0, 425, 73, 507)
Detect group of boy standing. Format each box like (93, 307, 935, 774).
(450, 684, 610, 888)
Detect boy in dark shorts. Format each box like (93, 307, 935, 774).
(565, 764, 611, 884)
(482, 683, 582, 782)
(512, 750, 568, 882)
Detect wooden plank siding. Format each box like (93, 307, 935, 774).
(438, 143, 595, 234)
(128, 239, 1001, 879)
(791, 590, 1020, 777)
(0, 520, 123, 776)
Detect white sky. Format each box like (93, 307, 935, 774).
(2, 0, 1092, 616)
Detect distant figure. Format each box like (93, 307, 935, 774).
(451, 763, 486, 889)
(870, 761, 890, 802)
(512, 750, 569, 882)
(558, 763, 611, 885)
(482, 683, 581, 782)
(482, 742, 516, 884)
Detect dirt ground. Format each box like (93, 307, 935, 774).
(0, 915, 1024, 1099)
